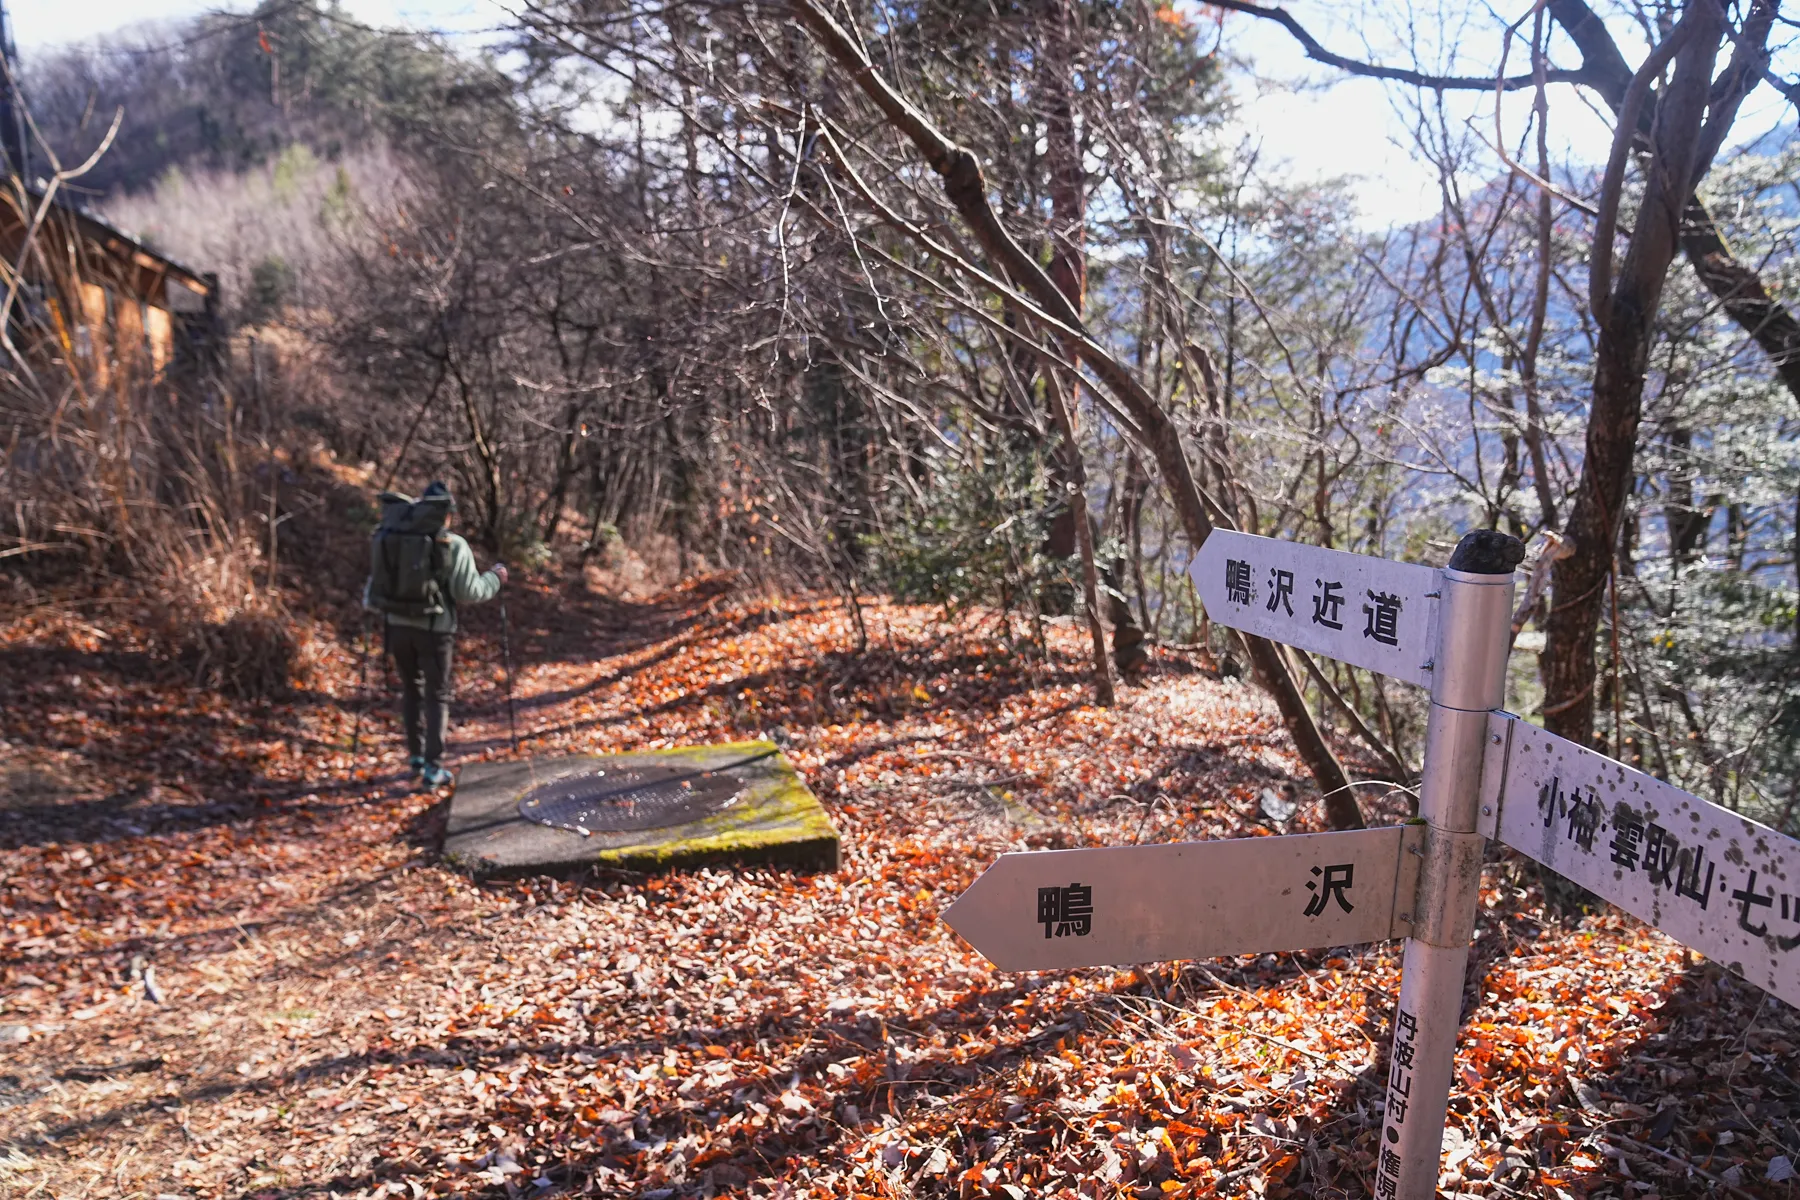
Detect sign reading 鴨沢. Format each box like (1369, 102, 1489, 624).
(942, 825, 1424, 972)
(1187, 531, 1441, 688)
(1482, 713, 1800, 1010)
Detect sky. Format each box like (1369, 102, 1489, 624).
(8, 0, 1796, 229)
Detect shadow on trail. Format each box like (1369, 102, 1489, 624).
(34, 883, 1789, 1200)
(482, 645, 1094, 758)
(447, 572, 754, 697)
(0, 745, 436, 852)
(1510, 948, 1800, 1197)
(0, 586, 1095, 859)
(470, 591, 826, 719)
(23, 916, 1128, 1200)
(1285, 878, 1800, 1198)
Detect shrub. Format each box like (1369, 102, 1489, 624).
(863, 448, 1075, 648)
(248, 255, 296, 322)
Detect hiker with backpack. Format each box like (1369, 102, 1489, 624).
(364, 482, 507, 788)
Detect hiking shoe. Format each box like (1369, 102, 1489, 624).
(421, 764, 453, 789)
(407, 756, 426, 779)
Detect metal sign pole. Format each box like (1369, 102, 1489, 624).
(1380, 535, 1519, 1200)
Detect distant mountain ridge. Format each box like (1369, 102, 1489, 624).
(23, 0, 507, 198)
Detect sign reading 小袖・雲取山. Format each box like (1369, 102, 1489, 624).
(1482, 713, 1800, 1010)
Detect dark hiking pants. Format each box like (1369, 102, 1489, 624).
(387, 624, 455, 768)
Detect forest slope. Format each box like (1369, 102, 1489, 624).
(0, 459, 1796, 1199)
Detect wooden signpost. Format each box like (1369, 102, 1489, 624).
(943, 529, 1800, 1200)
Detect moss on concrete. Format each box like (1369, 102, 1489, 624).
(441, 741, 838, 879)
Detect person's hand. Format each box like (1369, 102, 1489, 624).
(491, 563, 509, 584)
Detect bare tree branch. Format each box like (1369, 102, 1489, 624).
(787, 0, 1366, 827)
(1209, 0, 1590, 91)
(1590, 15, 1697, 324)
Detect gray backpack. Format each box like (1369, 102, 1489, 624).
(367, 491, 452, 619)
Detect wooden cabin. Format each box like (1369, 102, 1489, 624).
(0, 189, 215, 387)
(0, 0, 214, 389)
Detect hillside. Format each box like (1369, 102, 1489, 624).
(5, 1, 1800, 1196)
(25, 0, 504, 198)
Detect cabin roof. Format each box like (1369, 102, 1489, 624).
(32, 187, 212, 307)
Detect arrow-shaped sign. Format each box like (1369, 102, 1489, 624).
(1482, 713, 1800, 1010)
(943, 825, 1424, 972)
(1188, 530, 1441, 687)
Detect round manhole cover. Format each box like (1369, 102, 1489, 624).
(518, 762, 750, 835)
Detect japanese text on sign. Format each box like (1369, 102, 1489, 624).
(1304, 863, 1356, 916)
(1536, 777, 1721, 910)
(1485, 714, 1800, 1009)
(1377, 1007, 1419, 1200)
(942, 826, 1423, 973)
(1036, 883, 1093, 939)
(1224, 557, 1406, 648)
(1189, 531, 1440, 688)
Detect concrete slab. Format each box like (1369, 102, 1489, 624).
(441, 741, 839, 878)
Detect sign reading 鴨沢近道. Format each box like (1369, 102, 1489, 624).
(1482, 713, 1800, 1010)
(1187, 530, 1441, 688)
(942, 825, 1424, 972)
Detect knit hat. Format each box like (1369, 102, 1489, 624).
(419, 480, 455, 508)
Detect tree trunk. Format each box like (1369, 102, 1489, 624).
(1547, 0, 1798, 403)
(448, 351, 504, 549)
(1663, 427, 1709, 567)
(1040, 11, 1142, 684)
(540, 395, 584, 546)
(1522, 11, 1559, 530)
(1681, 202, 1800, 400)
(1044, 370, 1114, 706)
(1542, 4, 1722, 747)
(1122, 450, 1152, 631)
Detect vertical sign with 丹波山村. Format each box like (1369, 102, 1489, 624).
(1367, 537, 1518, 1200)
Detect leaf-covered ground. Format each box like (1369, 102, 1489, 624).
(3, 483, 1798, 1199)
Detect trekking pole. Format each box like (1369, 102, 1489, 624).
(499, 595, 519, 753)
(351, 611, 372, 757)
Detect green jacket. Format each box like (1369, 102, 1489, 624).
(367, 532, 501, 634)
